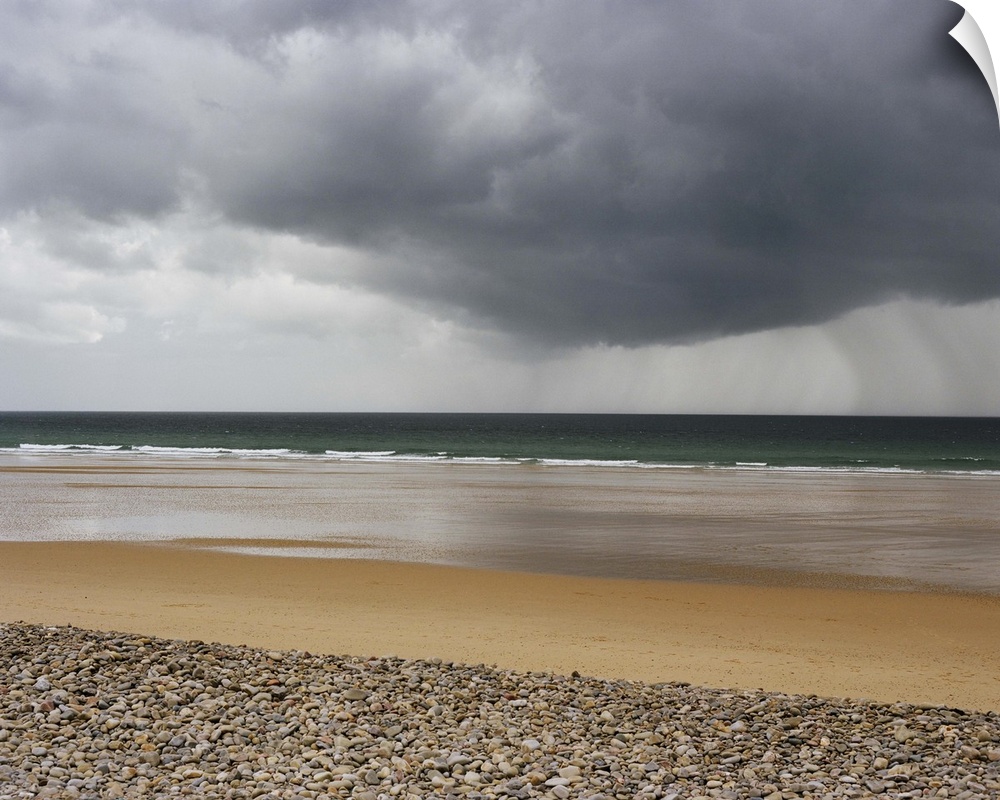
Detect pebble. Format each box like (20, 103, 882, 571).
(0, 622, 998, 799)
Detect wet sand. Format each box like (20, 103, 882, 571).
(4, 455, 1000, 592)
(2, 540, 999, 712)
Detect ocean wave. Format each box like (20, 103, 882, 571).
(18, 443, 124, 452)
(323, 451, 449, 462)
(4, 443, 1000, 475)
(132, 446, 295, 458)
(323, 450, 397, 459)
(531, 458, 641, 468)
(451, 456, 520, 464)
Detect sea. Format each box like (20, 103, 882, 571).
(2, 411, 1000, 472)
(3, 412, 1000, 592)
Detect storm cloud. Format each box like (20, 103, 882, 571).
(0, 0, 997, 352)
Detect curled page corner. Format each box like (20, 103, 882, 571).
(950, 2, 999, 130)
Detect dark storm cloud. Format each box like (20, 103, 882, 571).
(2, 0, 998, 346)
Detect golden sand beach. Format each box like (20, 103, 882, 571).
(2, 540, 999, 712)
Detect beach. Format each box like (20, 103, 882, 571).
(2, 454, 1000, 710)
(2, 455, 1000, 797)
(1, 540, 999, 713)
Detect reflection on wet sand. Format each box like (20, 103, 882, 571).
(2, 454, 999, 594)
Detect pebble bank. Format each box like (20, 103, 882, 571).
(1, 623, 998, 799)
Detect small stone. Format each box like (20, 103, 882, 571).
(895, 727, 917, 743)
(0, 622, 996, 800)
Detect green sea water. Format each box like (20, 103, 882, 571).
(2, 412, 999, 473)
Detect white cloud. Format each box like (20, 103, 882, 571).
(0, 301, 125, 345)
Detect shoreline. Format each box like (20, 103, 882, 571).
(2, 540, 998, 713)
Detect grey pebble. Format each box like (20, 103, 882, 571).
(0, 622, 997, 800)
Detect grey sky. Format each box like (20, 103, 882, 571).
(0, 1, 998, 413)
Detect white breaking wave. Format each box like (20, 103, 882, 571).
(323, 450, 397, 459)
(19, 443, 123, 451)
(132, 446, 294, 458)
(451, 456, 519, 464)
(4, 443, 997, 477)
(322, 450, 449, 462)
(531, 458, 641, 468)
(362, 454, 448, 462)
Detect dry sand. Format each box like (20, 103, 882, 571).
(1, 540, 998, 713)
